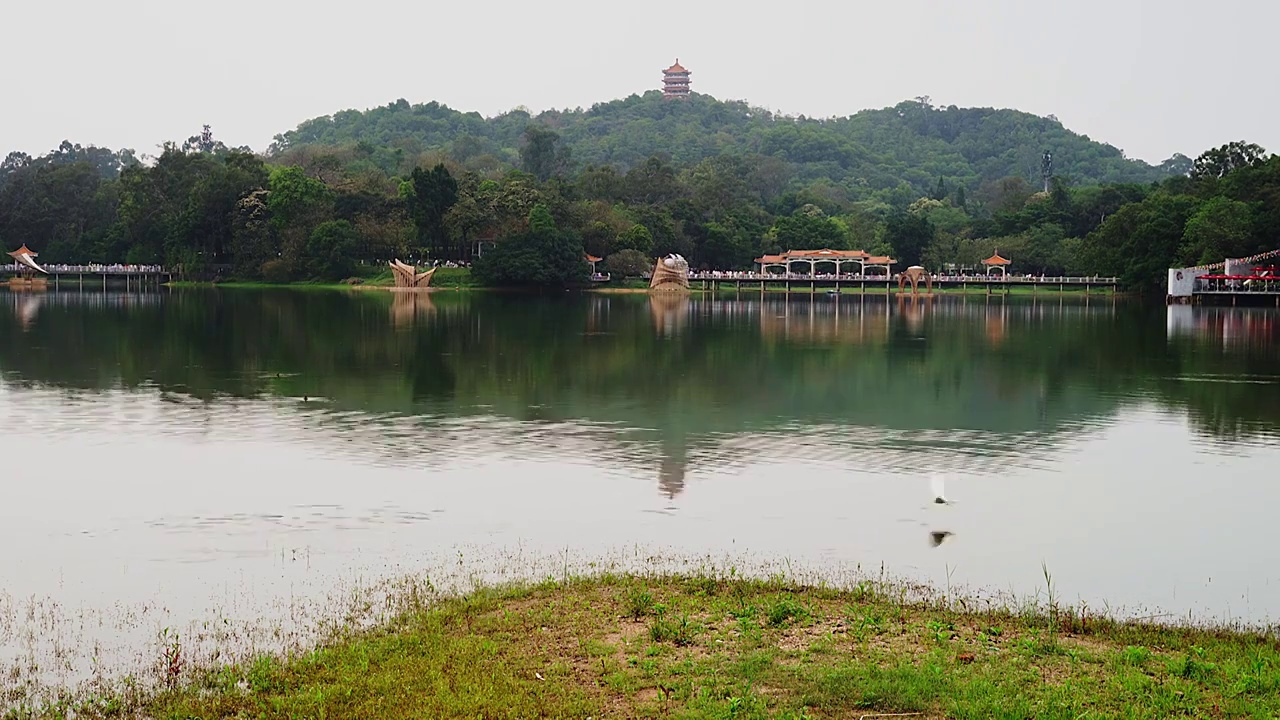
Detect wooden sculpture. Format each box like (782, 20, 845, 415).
(648, 254, 690, 292)
(389, 259, 436, 289)
(897, 265, 932, 294)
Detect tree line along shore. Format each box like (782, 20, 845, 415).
(2, 93, 1276, 291)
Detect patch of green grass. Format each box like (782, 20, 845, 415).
(649, 607, 696, 646)
(625, 586, 656, 619)
(26, 574, 1280, 720)
(765, 595, 810, 627)
(1122, 645, 1153, 666)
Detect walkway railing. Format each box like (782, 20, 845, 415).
(682, 272, 1117, 283)
(3, 263, 173, 275)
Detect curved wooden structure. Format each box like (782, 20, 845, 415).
(649, 254, 691, 292)
(7, 244, 48, 274)
(390, 259, 436, 289)
(7, 244, 49, 290)
(897, 266, 933, 294)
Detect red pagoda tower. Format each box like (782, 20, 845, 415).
(662, 59, 691, 100)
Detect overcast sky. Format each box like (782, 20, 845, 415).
(3, 0, 1275, 163)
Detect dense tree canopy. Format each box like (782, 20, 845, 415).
(2, 94, 1279, 289)
(269, 94, 1180, 197)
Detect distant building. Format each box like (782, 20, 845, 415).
(662, 59, 691, 100)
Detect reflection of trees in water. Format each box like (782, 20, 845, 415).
(1, 292, 1278, 498)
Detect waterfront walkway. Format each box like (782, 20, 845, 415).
(2, 263, 176, 289)
(683, 272, 1118, 293)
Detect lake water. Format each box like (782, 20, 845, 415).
(2, 289, 1279, 687)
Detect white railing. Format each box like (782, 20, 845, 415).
(3, 263, 171, 274)
(685, 272, 1117, 283)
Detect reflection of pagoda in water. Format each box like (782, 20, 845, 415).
(13, 294, 42, 331)
(658, 449, 687, 499)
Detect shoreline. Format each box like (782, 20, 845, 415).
(158, 281, 1123, 298)
(5, 563, 1274, 712)
(8, 569, 1278, 718)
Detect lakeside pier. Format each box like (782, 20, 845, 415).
(1167, 250, 1280, 305)
(2, 264, 176, 291)
(682, 272, 1118, 294)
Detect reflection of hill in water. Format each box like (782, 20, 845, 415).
(2, 290, 1279, 495)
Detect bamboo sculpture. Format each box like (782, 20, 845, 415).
(389, 259, 437, 289)
(648, 254, 690, 292)
(897, 266, 933, 294)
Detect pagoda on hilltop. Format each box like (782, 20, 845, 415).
(662, 59, 691, 100)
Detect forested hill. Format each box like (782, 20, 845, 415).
(269, 92, 1186, 197)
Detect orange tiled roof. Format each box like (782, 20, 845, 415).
(6, 244, 38, 259)
(584, 254, 602, 263)
(664, 59, 689, 74)
(756, 249, 873, 263)
(982, 253, 1012, 265)
(865, 256, 896, 265)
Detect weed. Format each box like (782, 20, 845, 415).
(1173, 646, 1218, 681)
(1122, 645, 1152, 666)
(157, 629, 184, 688)
(853, 611, 885, 639)
(626, 587, 656, 620)
(649, 608, 696, 647)
(926, 619, 956, 643)
(766, 596, 810, 627)
(850, 581, 876, 603)
(245, 655, 279, 693)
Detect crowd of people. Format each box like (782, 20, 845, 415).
(5, 262, 168, 274)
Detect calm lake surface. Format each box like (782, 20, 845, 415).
(2, 289, 1279, 667)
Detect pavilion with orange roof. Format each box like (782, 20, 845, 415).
(754, 249, 895, 277)
(7, 244, 47, 274)
(981, 251, 1012, 278)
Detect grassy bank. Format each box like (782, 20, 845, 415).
(33, 574, 1280, 720)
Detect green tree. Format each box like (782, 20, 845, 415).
(304, 220, 359, 280)
(520, 125, 566, 182)
(267, 164, 332, 273)
(1180, 197, 1253, 264)
(472, 204, 588, 286)
(884, 211, 934, 267)
(1078, 193, 1200, 289)
(404, 164, 458, 260)
(615, 224, 654, 254)
(769, 206, 846, 250)
(1190, 142, 1269, 179)
(604, 249, 651, 277)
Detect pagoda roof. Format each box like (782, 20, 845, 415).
(755, 249, 871, 262)
(7, 244, 38, 259)
(865, 256, 896, 265)
(981, 252, 1012, 266)
(664, 59, 689, 74)
(584, 254, 602, 263)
